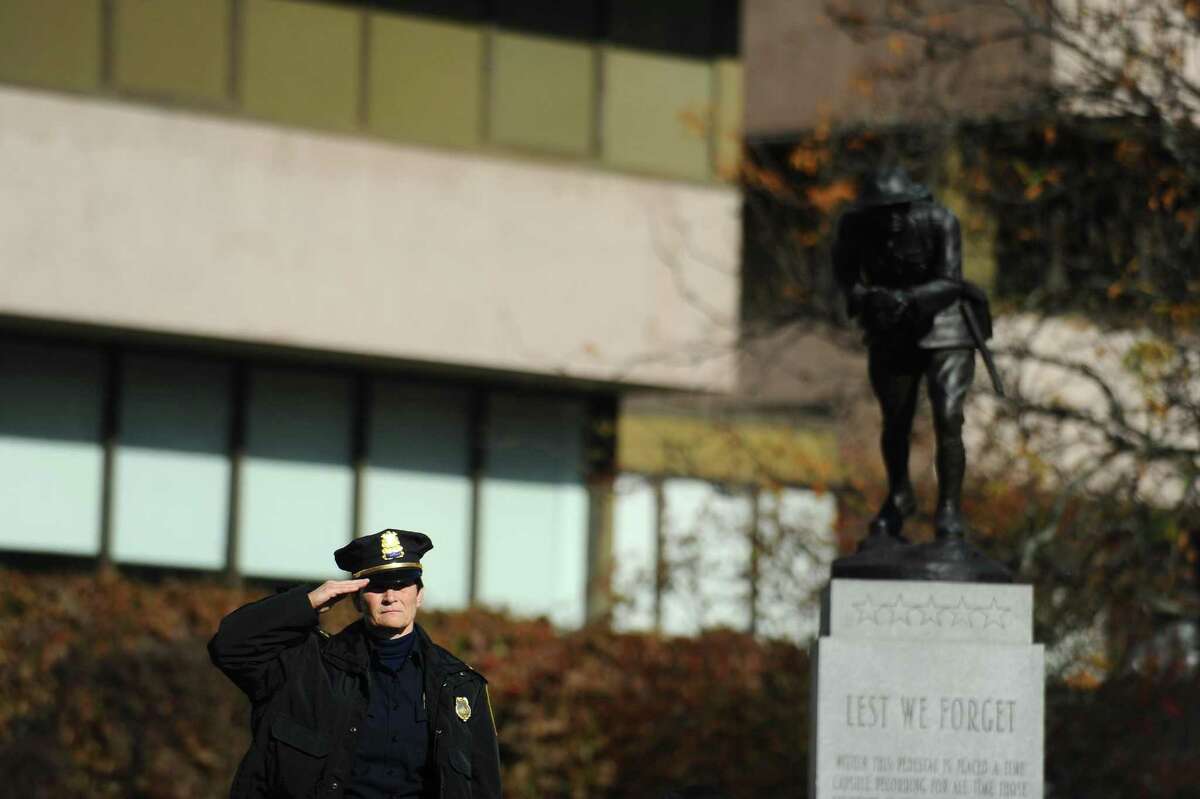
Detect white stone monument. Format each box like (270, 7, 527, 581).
(810, 579, 1044, 799)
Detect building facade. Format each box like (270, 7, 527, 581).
(0, 0, 747, 628)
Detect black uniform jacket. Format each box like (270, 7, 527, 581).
(208, 586, 502, 799)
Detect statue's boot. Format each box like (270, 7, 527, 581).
(933, 502, 967, 540)
(904, 501, 1012, 583)
(833, 488, 918, 578)
(860, 487, 917, 551)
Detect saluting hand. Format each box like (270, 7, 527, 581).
(308, 579, 369, 614)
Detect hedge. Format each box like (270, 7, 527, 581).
(0, 569, 1194, 797)
(0, 570, 805, 798)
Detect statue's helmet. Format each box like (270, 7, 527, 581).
(853, 167, 931, 209)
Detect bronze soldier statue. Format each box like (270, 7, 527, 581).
(833, 167, 1006, 580)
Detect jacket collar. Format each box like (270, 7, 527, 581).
(322, 619, 372, 674)
(414, 624, 470, 679)
(323, 621, 466, 678)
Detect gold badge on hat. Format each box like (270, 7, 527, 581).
(380, 531, 404, 561)
(455, 696, 472, 722)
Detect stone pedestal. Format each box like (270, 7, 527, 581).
(810, 579, 1044, 799)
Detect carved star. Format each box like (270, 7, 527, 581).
(873, 595, 901, 625)
(982, 597, 1011, 629)
(950, 597, 971, 627)
(854, 598, 874, 623)
(917, 595, 939, 626)
(898, 594, 926, 627)
(883, 594, 908, 626)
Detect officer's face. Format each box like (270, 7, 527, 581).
(359, 581, 424, 638)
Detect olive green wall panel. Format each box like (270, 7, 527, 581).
(368, 14, 483, 149)
(602, 48, 713, 182)
(714, 58, 744, 180)
(489, 31, 595, 157)
(113, 0, 230, 104)
(240, 0, 361, 132)
(0, 0, 101, 92)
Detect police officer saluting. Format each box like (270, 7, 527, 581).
(209, 529, 502, 799)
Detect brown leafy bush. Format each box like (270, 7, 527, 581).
(1, 569, 1195, 798)
(0, 570, 805, 798)
(1045, 674, 1200, 799)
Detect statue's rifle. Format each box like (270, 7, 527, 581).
(960, 300, 1005, 398)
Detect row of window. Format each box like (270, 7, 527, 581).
(0, 335, 837, 637)
(0, 0, 743, 183)
(0, 338, 595, 626)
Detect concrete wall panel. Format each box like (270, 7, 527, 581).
(743, 0, 1049, 135)
(601, 48, 712, 182)
(0, 87, 738, 392)
(489, 31, 595, 156)
(240, 0, 361, 132)
(714, 58, 744, 179)
(0, 0, 101, 92)
(114, 0, 231, 104)
(368, 14, 484, 149)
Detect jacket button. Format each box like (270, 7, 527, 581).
(349, 726, 358, 734)
(328, 781, 340, 791)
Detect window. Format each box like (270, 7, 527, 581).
(477, 394, 588, 626)
(0, 341, 105, 555)
(112, 354, 232, 570)
(239, 368, 355, 579)
(363, 381, 473, 608)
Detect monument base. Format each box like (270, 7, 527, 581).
(833, 536, 1012, 584)
(810, 579, 1044, 799)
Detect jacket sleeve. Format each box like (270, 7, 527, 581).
(471, 683, 503, 798)
(207, 585, 319, 703)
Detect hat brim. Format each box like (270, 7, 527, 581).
(365, 569, 423, 588)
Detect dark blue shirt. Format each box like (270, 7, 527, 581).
(346, 631, 429, 799)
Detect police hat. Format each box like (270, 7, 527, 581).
(334, 529, 433, 584)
